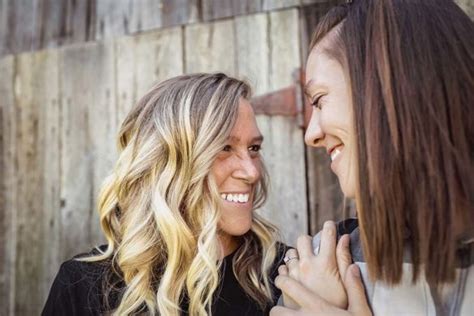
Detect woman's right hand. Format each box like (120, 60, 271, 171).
(279, 221, 352, 309)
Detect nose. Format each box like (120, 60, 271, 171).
(233, 155, 261, 184)
(304, 108, 324, 148)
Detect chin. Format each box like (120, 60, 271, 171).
(340, 181, 356, 199)
(223, 222, 253, 237)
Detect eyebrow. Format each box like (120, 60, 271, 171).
(304, 79, 326, 98)
(303, 79, 315, 98)
(228, 135, 264, 143)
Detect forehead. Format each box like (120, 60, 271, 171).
(305, 47, 346, 95)
(229, 98, 262, 139)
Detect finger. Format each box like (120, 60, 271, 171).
(296, 235, 314, 259)
(344, 264, 372, 315)
(336, 234, 352, 279)
(278, 264, 289, 276)
(275, 275, 324, 310)
(318, 221, 337, 262)
(270, 305, 297, 316)
(285, 248, 299, 259)
(285, 248, 300, 279)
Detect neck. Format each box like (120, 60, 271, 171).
(219, 234, 241, 258)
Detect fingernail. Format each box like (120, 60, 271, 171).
(323, 220, 334, 229)
(324, 221, 335, 236)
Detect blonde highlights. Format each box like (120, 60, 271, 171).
(80, 73, 279, 315)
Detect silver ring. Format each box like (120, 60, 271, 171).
(283, 256, 299, 264)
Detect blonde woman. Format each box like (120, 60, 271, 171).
(42, 73, 286, 315)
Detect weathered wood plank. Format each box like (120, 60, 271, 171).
(262, 0, 300, 11)
(95, 0, 132, 41)
(115, 27, 184, 125)
(184, 19, 236, 75)
(264, 9, 307, 245)
(3, 0, 39, 56)
(235, 13, 270, 95)
(86, 41, 118, 244)
(236, 10, 308, 246)
(0, 54, 16, 316)
(59, 41, 112, 260)
(161, 0, 200, 27)
(0, 0, 10, 57)
(201, 0, 262, 21)
(61, 0, 96, 44)
(128, 0, 164, 33)
(36, 50, 62, 301)
(12, 49, 60, 315)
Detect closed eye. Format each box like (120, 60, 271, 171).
(311, 94, 325, 110)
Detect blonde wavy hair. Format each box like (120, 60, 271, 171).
(80, 73, 280, 315)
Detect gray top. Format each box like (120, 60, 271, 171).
(279, 219, 474, 316)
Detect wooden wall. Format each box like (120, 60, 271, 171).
(2, 1, 471, 315)
(0, 2, 345, 314)
(0, 0, 333, 58)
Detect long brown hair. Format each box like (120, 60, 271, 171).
(310, 0, 474, 285)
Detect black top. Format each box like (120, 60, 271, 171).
(42, 244, 286, 316)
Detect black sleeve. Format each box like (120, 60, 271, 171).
(41, 260, 104, 316)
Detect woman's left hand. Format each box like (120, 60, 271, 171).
(270, 264, 372, 316)
(279, 221, 351, 309)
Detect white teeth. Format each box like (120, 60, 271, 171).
(330, 148, 342, 161)
(220, 193, 250, 204)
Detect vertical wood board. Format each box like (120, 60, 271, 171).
(236, 10, 308, 245)
(184, 19, 236, 75)
(115, 27, 184, 125)
(0, 54, 16, 316)
(13, 50, 60, 315)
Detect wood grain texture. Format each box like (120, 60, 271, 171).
(184, 19, 236, 75)
(235, 13, 270, 95)
(0, 55, 15, 316)
(262, 0, 300, 11)
(13, 49, 61, 315)
(263, 9, 307, 245)
(59, 42, 111, 260)
(115, 27, 184, 125)
(201, 0, 262, 21)
(161, 0, 200, 27)
(236, 10, 308, 246)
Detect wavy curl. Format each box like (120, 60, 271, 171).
(80, 73, 280, 315)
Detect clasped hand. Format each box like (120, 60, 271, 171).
(270, 221, 372, 316)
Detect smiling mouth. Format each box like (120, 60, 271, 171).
(220, 193, 250, 204)
(329, 145, 344, 162)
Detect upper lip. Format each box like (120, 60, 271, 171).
(327, 144, 342, 156)
(220, 191, 251, 195)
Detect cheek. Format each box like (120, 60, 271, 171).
(210, 160, 231, 187)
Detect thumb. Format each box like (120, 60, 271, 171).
(344, 264, 372, 316)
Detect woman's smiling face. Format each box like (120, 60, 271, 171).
(210, 98, 263, 251)
(304, 46, 356, 198)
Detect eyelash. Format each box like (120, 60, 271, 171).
(311, 95, 324, 110)
(222, 144, 262, 153)
(249, 144, 262, 152)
